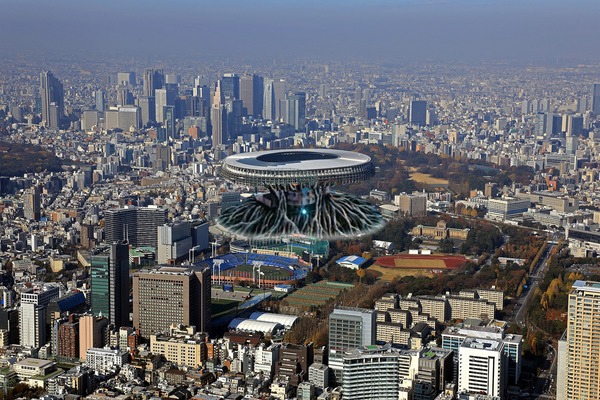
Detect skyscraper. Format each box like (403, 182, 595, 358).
(132, 267, 211, 337)
(40, 71, 64, 129)
(558, 280, 600, 400)
(220, 73, 240, 99)
(104, 206, 167, 248)
(155, 86, 177, 123)
(20, 284, 60, 348)
(273, 79, 286, 121)
(409, 100, 427, 126)
(211, 81, 227, 148)
(137, 96, 155, 126)
(240, 74, 264, 117)
(90, 241, 130, 328)
(143, 68, 164, 97)
(95, 90, 105, 112)
(263, 78, 275, 121)
(591, 83, 600, 115)
(24, 185, 41, 221)
(328, 307, 376, 383)
(283, 92, 306, 131)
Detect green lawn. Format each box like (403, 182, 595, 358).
(234, 263, 292, 280)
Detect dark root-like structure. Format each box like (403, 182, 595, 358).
(218, 184, 385, 240)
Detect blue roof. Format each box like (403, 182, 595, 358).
(337, 255, 366, 265)
(55, 292, 86, 312)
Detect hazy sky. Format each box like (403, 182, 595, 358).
(2, 0, 600, 64)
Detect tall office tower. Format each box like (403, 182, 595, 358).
(558, 280, 600, 400)
(577, 96, 589, 114)
(409, 100, 427, 126)
(155, 86, 177, 123)
(521, 100, 530, 115)
(95, 90, 105, 112)
(143, 69, 164, 97)
(239, 74, 264, 117)
(211, 81, 227, 148)
(79, 315, 108, 361)
(40, 71, 64, 128)
(458, 338, 505, 398)
(342, 346, 403, 400)
(592, 83, 600, 115)
(19, 285, 60, 348)
(132, 267, 211, 337)
(566, 114, 583, 137)
(90, 242, 130, 328)
(273, 79, 286, 121)
(226, 98, 243, 139)
(24, 185, 41, 221)
(192, 84, 211, 117)
(117, 72, 136, 86)
(165, 74, 179, 85)
(137, 96, 155, 126)
(328, 307, 376, 383)
(163, 105, 176, 139)
(48, 103, 60, 130)
(104, 206, 167, 248)
(116, 85, 133, 106)
(535, 112, 547, 135)
(220, 73, 240, 99)
(283, 92, 307, 131)
(263, 78, 275, 120)
(566, 136, 578, 155)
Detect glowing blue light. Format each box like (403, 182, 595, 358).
(301, 208, 307, 215)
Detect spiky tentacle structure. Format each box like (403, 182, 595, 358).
(218, 184, 385, 240)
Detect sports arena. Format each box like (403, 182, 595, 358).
(194, 252, 309, 288)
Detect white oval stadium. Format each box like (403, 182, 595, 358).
(220, 148, 375, 186)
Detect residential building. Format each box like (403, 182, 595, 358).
(559, 280, 600, 400)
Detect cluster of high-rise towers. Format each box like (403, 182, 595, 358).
(40, 69, 306, 149)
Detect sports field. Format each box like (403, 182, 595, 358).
(375, 254, 467, 270)
(367, 264, 435, 281)
(234, 264, 292, 280)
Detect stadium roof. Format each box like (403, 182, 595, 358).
(220, 149, 375, 186)
(228, 318, 282, 335)
(249, 312, 298, 329)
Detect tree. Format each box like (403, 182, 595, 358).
(438, 238, 454, 254)
(356, 268, 366, 284)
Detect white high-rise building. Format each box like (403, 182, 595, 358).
(342, 346, 403, 400)
(458, 338, 505, 398)
(19, 285, 60, 348)
(328, 307, 376, 382)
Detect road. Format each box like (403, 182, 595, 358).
(513, 242, 555, 326)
